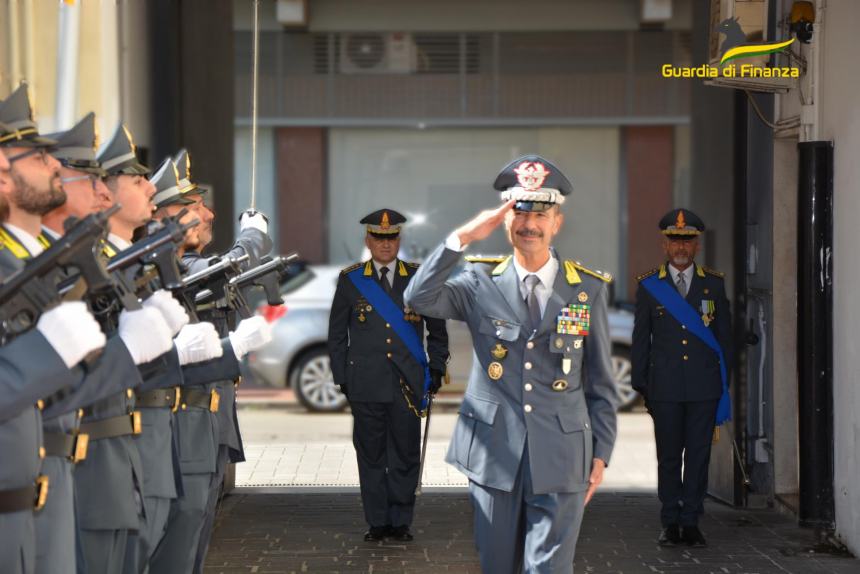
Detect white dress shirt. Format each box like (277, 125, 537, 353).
(512, 254, 558, 318)
(108, 233, 132, 250)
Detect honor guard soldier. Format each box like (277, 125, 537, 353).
(0, 85, 109, 574)
(150, 151, 274, 574)
(36, 113, 158, 574)
(404, 155, 618, 573)
(171, 149, 276, 574)
(328, 209, 449, 542)
(632, 209, 733, 548)
(68, 128, 178, 574)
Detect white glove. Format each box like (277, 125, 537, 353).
(240, 210, 268, 234)
(142, 289, 189, 336)
(119, 307, 174, 365)
(37, 302, 107, 368)
(174, 322, 224, 366)
(228, 315, 273, 360)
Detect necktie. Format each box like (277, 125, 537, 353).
(524, 274, 541, 332)
(676, 271, 688, 297)
(379, 266, 392, 295)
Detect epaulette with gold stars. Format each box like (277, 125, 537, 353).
(340, 262, 363, 275)
(570, 261, 613, 283)
(636, 267, 660, 282)
(702, 266, 725, 278)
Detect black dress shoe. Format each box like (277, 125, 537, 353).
(364, 526, 388, 541)
(658, 524, 681, 546)
(389, 525, 413, 542)
(681, 525, 707, 547)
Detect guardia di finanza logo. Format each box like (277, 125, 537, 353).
(662, 17, 798, 79)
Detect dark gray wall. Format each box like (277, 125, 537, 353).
(148, 0, 235, 252)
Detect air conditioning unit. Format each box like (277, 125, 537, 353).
(706, 0, 797, 93)
(339, 33, 417, 75)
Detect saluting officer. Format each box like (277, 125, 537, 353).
(328, 209, 449, 542)
(632, 209, 733, 548)
(0, 85, 109, 574)
(404, 156, 619, 573)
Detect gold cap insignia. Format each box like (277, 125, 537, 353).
(676, 210, 686, 230)
(381, 211, 390, 230)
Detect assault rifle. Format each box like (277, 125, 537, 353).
(0, 206, 119, 340)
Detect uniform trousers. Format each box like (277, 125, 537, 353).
(1, 511, 34, 574)
(468, 443, 586, 574)
(350, 397, 420, 528)
(148, 473, 212, 574)
(192, 444, 231, 574)
(650, 399, 719, 527)
(78, 528, 129, 574)
(137, 495, 171, 573)
(34, 457, 75, 574)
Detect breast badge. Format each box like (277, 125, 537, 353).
(552, 379, 568, 392)
(491, 343, 508, 360)
(578, 291, 588, 303)
(488, 362, 504, 380)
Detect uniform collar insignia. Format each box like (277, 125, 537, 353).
(658, 263, 667, 279)
(491, 255, 513, 276)
(563, 260, 582, 285)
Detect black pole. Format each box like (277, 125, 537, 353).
(796, 141, 834, 528)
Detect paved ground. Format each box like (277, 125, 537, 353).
(203, 491, 856, 574)
(235, 407, 657, 490)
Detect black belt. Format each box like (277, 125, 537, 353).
(43, 431, 89, 463)
(0, 476, 49, 513)
(180, 388, 220, 413)
(78, 412, 142, 441)
(135, 387, 181, 411)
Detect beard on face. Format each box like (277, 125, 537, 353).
(10, 169, 66, 215)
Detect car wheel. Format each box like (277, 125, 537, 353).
(292, 349, 348, 412)
(611, 345, 639, 411)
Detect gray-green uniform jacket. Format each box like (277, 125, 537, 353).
(181, 227, 273, 463)
(404, 244, 618, 494)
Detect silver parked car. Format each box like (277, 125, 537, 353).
(248, 264, 637, 412)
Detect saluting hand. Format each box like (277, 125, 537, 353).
(584, 458, 606, 506)
(455, 199, 515, 247)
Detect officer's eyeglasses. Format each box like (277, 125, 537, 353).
(6, 147, 51, 166)
(60, 174, 99, 191)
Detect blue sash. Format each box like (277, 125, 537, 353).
(641, 275, 731, 426)
(347, 268, 432, 410)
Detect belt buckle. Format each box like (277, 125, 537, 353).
(171, 387, 181, 413)
(71, 433, 89, 463)
(131, 411, 142, 435)
(234, 376, 243, 389)
(209, 390, 220, 413)
(34, 475, 49, 511)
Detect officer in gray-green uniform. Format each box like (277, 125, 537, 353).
(66, 148, 178, 574)
(404, 156, 618, 573)
(173, 149, 276, 573)
(0, 85, 109, 574)
(31, 112, 154, 574)
(149, 155, 273, 574)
